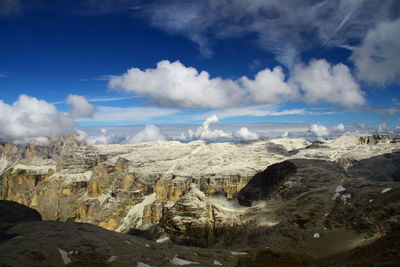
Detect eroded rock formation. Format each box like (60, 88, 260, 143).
(1, 134, 400, 261)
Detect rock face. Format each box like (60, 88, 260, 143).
(1, 138, 311, 231)
(0, 201, 238, 267)
(348, 151, 400, 182)
(155, 157, 400, 260)
(2, 134, 400, 261)
(1, 201, 399, 267)
(0, 200, 41, 232)
(358, 134, 396, 144)
(158, 185, 216, 247)
(237, 160, 297, 206)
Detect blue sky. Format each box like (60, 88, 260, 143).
(0, 0, 399, 143)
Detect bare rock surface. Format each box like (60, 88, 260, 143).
(0, 200, 41, 232)
(1, 134, 400, 265)
(348, 151, 400, 181)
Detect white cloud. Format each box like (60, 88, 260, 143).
(142, 0, 399, 65)
(240, 67, 299, 103)
(125, 125, 165, 143)
(192, 115, 231, 141)
(234, 127, 259, 141)
(67, 94, 96, 118)
(0, 0, 21, 17)
(110, 60, 364, 109)
(331, 123, 345, 133)
(109, 60, 242, 109)
(176, 115, 260, 142)
(0, 95, 76, 143)
(308, 124, 329, 137)
(351, 19, 400, 86)
(377, 123, 388, 133)
(76, 106, 178, 123)
(293, 59, 365, 106)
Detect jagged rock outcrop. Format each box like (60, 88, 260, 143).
(2, 134, 400, 249)
(0, 201, 237, 267)
(2, 201, 400, 267)
(358, 134, 395, 145)
(2, 139, 307, 231)
(158, 185, 216, 247)
(154, 157, 400, 260)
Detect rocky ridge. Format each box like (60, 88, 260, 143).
(1, 134, 400, 264)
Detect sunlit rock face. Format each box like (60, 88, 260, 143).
(2, 137, 310, 231)
(1, 134, 400, 260)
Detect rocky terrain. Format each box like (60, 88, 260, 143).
(1, 134, 400, 266)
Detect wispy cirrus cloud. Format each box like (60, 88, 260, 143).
(138, 0, 400, 86)
(191, 105, 306, 121)
(141, 1, 399, 62)
(75, 106, 178, 123)
(51, 96, 139, 105)
(311, 106, 400, 118)
(79, 74, 118, 82)
(0, 0, 21, 17)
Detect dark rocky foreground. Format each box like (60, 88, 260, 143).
(1, 199, 400, 267)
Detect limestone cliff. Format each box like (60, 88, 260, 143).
(1, 134, 400, 243)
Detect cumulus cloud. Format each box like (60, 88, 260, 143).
(351, 19, 400, 86)
(331, 123, 346, 133)
(292, 59, 365, 106)
(308, 123, 347, 137)
(125, 125, 165, 143)
(308, 124, 329, 137)
(191, 115, 231, 141)
(109, 60, 242, 109)
(0, 95, 76, 143)
(67, 94, 95, 118)
(377, 123, 388, 133)
(234, 127, 259, 141)
(240, 67, 298, 104)
(110, 60, 364, 109)
(0, 0, 21, 17)
(176, 115, 259, 142)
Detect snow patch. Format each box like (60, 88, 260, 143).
(335, 185, 346, 193)
(332, 186, 351, 204)
(381, 188, 392, 194)
(214, 260, 222, 265)
(156, 237, 170, 244)
(107, 256, 118, 263)
(138, 262, 153, 267)
(57, 248, 72, 265)
(170, 257, 198, 265)
(313, 233, 320, 239)
(231, 251, 248, 255)
(0, 158, 9, 175)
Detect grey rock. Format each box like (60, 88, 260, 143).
(348, 152, 400, 181)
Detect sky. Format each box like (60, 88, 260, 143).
(0, 0, 399, 143)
